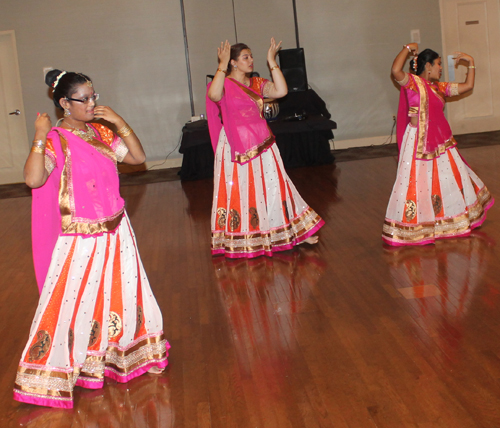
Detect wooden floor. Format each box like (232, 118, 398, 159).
(2, 144, 500, 427)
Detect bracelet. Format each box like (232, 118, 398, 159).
(31, 146, 45, 155)
(404, 45, 412, 53)
(216, 68, 226, 73)
(117, 124, 134, 138)
(32, 139, 46, 148)
(31, 139, 46, 154)
(468, 65, 476, 69)
(270, 65, 280, 71)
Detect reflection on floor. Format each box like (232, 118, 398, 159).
(2, 141, 500, 427)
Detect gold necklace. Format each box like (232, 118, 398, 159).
(63, 122, 95, 142)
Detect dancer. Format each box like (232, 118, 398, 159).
(14, 70, 169, 408)
(206, 39, 324, 258)
(383, 44, 493, 246)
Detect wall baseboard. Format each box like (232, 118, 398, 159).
(120, 136, 397, 174)
(330, 135, 394, 150)
(118, 157, 183, 174)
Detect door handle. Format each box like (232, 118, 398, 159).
(9, 109, 21, 115)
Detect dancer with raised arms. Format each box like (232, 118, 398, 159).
(383, 43, 493, 246)
(207, 38, 324, 258)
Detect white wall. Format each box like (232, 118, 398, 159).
(0, 0, 443, 165)
(296, 0, 443, 141)
(184, 0, 443, 144)
(0, 0, 191, 165)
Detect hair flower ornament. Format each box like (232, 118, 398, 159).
(412, 55, 418, 73)
(52, 71, 67, 89)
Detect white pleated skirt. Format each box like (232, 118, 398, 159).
(383, 124, 494, 246)
(14, 213, 169, 409)
(211, 129, 324, 258)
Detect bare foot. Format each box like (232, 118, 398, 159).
(299, 235, 319, 245)
(148, 366, 164, 375)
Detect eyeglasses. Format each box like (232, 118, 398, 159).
(65, 93, 99, 104)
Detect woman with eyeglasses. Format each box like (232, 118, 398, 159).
(14, 69, 169, 409)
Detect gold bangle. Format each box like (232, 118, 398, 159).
(31, 146, 45, 155)
(270, 65, 279, 71)
(32, 139, 45, 148)
(216, 68, 226, 73)
(468, 65, 476, 69)
(117, 124, 134, 138)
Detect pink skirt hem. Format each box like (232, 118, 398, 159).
(13, 391, 73, 409)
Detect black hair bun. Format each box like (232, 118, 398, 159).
(45, 69, 63, 87)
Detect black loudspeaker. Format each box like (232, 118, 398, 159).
(278, 48, 308, 92)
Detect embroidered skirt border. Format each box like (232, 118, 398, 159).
(383, 187, 494, 246)
(14, 332, 169, 409)
(212, 207, 324, 258)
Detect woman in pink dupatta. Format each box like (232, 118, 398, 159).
(14, 70, 169, 409)
(206, 39, 324, 258)
(383, 44, 493, 246)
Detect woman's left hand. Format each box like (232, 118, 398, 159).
(453, 52, 474, 65)
(93, 106, 123, 126)
(267, 37, 282, 65)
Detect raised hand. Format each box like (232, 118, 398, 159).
(453, 52, 474, 66)
(93, 106, 122, 125)
(267, 37, 282, 65)
(218, 40, 231, 69)
(34, 113, 52, 136)
(405, 43, 419, 55)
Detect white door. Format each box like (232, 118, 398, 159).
(0, 30, 29, 184)
(440, 0, 500, 134)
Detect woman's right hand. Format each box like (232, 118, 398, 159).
(218, 40, 231, 69)
(34, 113, 52, 137)
(405, 43, 419, 55)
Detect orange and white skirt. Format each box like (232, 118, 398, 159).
(14, 213, 169, 409)
(383, 124, 494, 246)
(211, 129, 324, 258)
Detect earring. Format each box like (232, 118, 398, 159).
(234, 65, 237, 69)
(64, 108, 70, 117)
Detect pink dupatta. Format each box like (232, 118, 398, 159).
(397, 74, 454, 160)
(206, 78, 275, 164)
(32, 126, 124, 293)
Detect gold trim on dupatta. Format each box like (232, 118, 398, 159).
(414, 76, 429, 159)
(57, 132, 124, 235)
(228, 78, 276, 163)
(233, 134, 276, 164)
(413, 76, 455, 160)
(229, 77, 265, 115)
